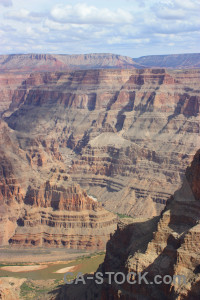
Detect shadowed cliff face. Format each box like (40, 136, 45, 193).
(99, 150, 200, 300)
(1, 53, 199, 115)
(3, 68, 200, 218)
(48, 150, 200, 299)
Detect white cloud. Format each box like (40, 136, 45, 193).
(107, 37, 122, 45)
(0, 0, 199, 57)
(0, 0, 12, 7)
(172, 0, 200, 10)
(6, 9, 29, 19)
(5, 9, 44, 22)
(50, 3, 133, 24)
(44, 19, 71, 31)
(154, 0, 200, 20)
(156, 7, 185, 20)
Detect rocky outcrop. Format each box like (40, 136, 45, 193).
(0, 277, 26, 300)
(8, 182, 117, 250)
(0, 119, 117, 249)
(4, 68, 200, 217)
(100, 149, 200, 299)
(0, 73, 29, 116)
(1, 53, 199, 116)
(0, 67, 199, 248)
(0, 54, 137, 117)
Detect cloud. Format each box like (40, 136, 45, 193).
(50, 3, 133, 24)
(1, 0, 199, 57)
(44, 19, 71, 31)
(5, 9, 44, 22)
(154, 0, 200, 20)
(172, 0, 200, 10)
(0, 0, 12, 7)
(156, 7, 185, 20)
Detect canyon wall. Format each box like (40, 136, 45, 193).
(4, 68, 200, 217)
(1, 53, 199, 115)
(0, 119, 117, 249)
(0, 67, 199, 248)
(100, 149, 200, 299)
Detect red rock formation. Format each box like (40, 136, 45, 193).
(0, 119, 117, 249)
(0, 67, 199, 249)
(8, 181, 117, 249)
(4, 68, 199, 217)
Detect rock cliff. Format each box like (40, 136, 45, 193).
(9, 183, 117, 249)
(100, 149, 200, 299)
(4, 68, 200, 217)
(0, 119, 117, 249)
(1, 53, 199, 115)
(0, 66, 199, 248)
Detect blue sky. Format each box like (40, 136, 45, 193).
(0, 0, 199, 57)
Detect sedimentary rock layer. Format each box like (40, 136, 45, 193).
(4, 68, 200, 217)
(100, 149, 200, 299)
(8, 184, 117, 250)
(0, 118, 117, 249)
(1, 53, 199, 115)
(0, 53, 199, 75)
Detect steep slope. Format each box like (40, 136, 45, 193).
(0, 73, 28, 116)
(100, 149, 200, 299)
(0, 119, 117, 249)
(0, 53, 139, 116)
(1, 53, 199, 116)
(4, 68, 200, 217)
(8, 183, 117, 249)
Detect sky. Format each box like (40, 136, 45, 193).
(0, 0, 199, 57)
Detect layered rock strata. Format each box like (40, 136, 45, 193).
(100, 150, 200, 299)
(5, 68, 200, 217)
(0, 119, 117, 249)
(9, 183, 117, 249)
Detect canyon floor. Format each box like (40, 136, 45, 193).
(0, 249, 106, 299)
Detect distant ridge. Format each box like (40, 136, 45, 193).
(0, 53, 200, 73)
(134, 53, 200, 68)
(0, 53, 138, 73)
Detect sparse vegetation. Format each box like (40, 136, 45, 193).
(1, 252, 106, 299)
(117, 213, 132, 219)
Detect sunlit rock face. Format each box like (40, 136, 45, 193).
(0, 118, 117, 249)
(4, 68, 200, 218)
(0, 67, 199, 250)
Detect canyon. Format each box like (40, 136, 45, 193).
(3, 68, 200, 216)
(0, 55, 199, 250)
(0, 53, 199, 300)
(1, 53, 200, 115)
(0, 118, 117, 249)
